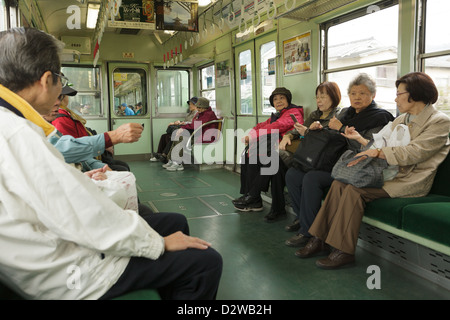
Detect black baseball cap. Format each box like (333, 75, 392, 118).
(187, 97, 198, 105)
(61, 84, 77, 96)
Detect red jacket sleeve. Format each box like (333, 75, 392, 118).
(181, 108, 218, 143)
(249, 107, 304, 141)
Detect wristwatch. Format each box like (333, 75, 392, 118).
(376, 148, 382, 157)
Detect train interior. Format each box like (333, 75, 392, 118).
(1, 0, 450, 299)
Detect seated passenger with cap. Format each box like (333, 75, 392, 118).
(164, 97, 218, 171)
(43, 97, 143, 171)
(150, 97, 198, 163)
(233, 87, 304, 216)
(52, 83, 131, 172)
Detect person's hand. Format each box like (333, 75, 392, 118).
(341, 126, 362, 140)
(293, 122, 307, 135)
(308, 121, 323, 131)
(91, 172, 108, 181)
(341, 126, 372, 147)
(164, 231, 211, 251)
(347, 149, 380, 167)
(108, 123, 143, 144)
(328, 116, 343, 131)
(279, 135, 291, 150)
(84, 165, 110, 179)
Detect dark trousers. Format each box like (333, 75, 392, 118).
(157, 133, 172, 154)
(99, 205, 223, 300)
(239, 153, 287, 213)
(285, 167, 334, 236)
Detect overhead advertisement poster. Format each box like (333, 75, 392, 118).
(108, 0, 156, 30)
(155, 0, 199, 32)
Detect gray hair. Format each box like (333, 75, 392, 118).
(347, 73, 377, 95)
(0, 27, 64, 93)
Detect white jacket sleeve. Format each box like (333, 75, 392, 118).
(2, 125, 165, 260)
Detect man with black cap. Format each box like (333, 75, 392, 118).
(233, 87, 304, 221)
(43, 95, 143, 171)
(52, 82, 133, 171)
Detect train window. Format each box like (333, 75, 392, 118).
(420, 0, 450, 116)
(1, 0, 21, 30)
(261, 41, 276, 115)
(239, 49, 253, 114)
(321, 1, 399, 115)
(0, 1, 6, 31)
(156, 69, 189, 114)
(199, 64, 216, 111)
(113, 68, 147, 116)
(61, 66, 103, 118)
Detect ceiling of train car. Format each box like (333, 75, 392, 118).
(31, 0, 361, 44)
(33, 0, 212, 43)
(35, 0, 89, 38)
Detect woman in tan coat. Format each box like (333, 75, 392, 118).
(297, 72, 450, 269)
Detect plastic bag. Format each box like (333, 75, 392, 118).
(372, 122, 411, 181)
(92, 171, 139, 212)
(373, 122, 410, 149)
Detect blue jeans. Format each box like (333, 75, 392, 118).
(285, 167, 334, 236)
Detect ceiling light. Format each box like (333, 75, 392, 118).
(86, 3, 100, 29)
(198, 0, 211, 7)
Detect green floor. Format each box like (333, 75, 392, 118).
(130, 160, 450, 300)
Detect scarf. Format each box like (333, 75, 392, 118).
(338, 101, 394, 132)
(0, 84, 56, 137)
(60, 105, 87, 125)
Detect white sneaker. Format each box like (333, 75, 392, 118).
(166, 162, 184, 171)
(162, 160, 173, 168)
(149, 156, 158, 162)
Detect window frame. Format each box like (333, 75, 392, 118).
(418, 0, 450, 116)
(198, 62, 216, 111)
(112, 67, 148, 117)
(61, 65, 104, 119)
(417, 0, 450, 66)
(320, 0, 399, 81)
(319, 0, 399, 114)
(155, 67, 191, 115)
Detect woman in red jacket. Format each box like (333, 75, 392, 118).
(233, 87, 304, 215)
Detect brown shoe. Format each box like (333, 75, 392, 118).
(316, 249, 355, 270)
(295, 237, 328, 258)
(285, 234, 310, 247)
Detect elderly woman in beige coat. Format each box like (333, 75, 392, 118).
(297, 72, 450, 269)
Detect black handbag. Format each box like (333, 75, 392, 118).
(331, 150, 388, 188)
(292, 128, 347, 172)
(166, 124, 182, 135)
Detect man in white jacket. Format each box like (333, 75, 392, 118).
(0, 27, 222, 300)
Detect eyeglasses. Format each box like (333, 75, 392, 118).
(396, 91, 409, 97)
(53, 72, 69, 87)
